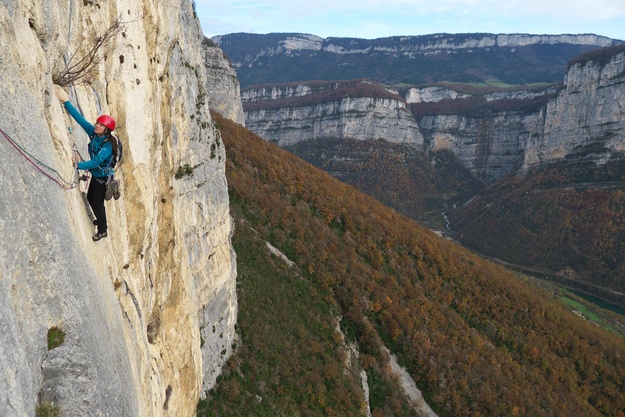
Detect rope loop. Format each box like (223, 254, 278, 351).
(0, 127, 76, 190)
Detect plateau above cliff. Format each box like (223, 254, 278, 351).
(214, 32, 621, 87)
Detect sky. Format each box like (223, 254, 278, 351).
(194, 0, 625, 41)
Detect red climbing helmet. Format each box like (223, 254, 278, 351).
(96, 114, 116, 131)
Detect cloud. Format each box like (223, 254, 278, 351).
(196, 0, 625, 40)
(199, 0, 625, 18)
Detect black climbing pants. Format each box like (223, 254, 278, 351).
(88, 177, 108, 234)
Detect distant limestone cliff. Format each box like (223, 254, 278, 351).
(214, 32, 621, 87)
(203, 37, 245, 125)
(241, 45, 625, 182)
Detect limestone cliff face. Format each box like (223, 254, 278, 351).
(242, 82, 552, 181)
(524, 49, 625, 168)
(403, 86, 471, 103)
(242, 48, 625, 182)
(242, 84, 318, 102)
(203, 38, 245, 125)
(245, 95, 424, 147)
(217, 33, 616, 65)
(0, 1, 236, 417)
(419, 111, 545, 182)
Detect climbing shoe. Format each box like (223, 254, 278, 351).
(92, 232, 107, 241)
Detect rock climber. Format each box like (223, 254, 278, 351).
(55, 86, 118, 241)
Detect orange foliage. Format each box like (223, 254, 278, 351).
(214, 111, 625, 416)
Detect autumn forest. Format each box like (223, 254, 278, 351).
(199, 112, 625, 417)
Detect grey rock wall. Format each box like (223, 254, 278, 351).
(204, 39, 245, 125)
(403, 86, 471, 103)
(524, 51, 625, 168)
(242, 50, 625, 182)
(0, 1, 237, 416)
(245, 96, 424, 147)
(419, 111, 544, 182)
(217, 33, 617, 63)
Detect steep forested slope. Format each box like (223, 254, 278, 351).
(204, 112, 625, 416)
(448, 159, 625, 307)
(286, 138, 484, 229)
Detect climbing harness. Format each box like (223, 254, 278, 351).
(0, 127, 76, 190)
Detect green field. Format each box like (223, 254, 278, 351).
(559, 294, 625, 338)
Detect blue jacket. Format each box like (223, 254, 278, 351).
(63, 101, 114, 178)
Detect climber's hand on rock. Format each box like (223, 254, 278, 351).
(54, 85, 69, 103)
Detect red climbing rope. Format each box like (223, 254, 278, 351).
(0, 127, 76, 190)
